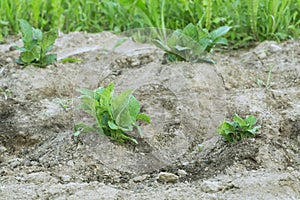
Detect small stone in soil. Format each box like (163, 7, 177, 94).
(158, 172, 179, 183)
(132, 174, 150, 183)
(200, 180, 224, 193)
(178, 169, 187, 177)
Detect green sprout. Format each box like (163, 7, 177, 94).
(217, 114, 261, 142)
(74, 82, 150, 144)
(61, 57, 82, 63)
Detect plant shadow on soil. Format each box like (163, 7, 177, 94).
(0, 32, 299, 199)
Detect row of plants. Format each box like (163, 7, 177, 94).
(75, 83, 261, 144)
(12, 20, 261, 144)
(1, 0, 300, 47)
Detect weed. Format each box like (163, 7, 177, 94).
(61, 57, 82, 63)
(217, 114, 261, 142)
(257, 65, 275, 88)
(54, 98, 72, 112)
(197, 144, 203, 152)
(14, 19, 57, 67)
(1, 0, 299, 45)
(247, 0, 260, 40)
(0, 87, 12, 100)
(74, 83, 150, 144)
(0, 20, 9, 42)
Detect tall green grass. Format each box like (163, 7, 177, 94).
(0, 0, 299, 46)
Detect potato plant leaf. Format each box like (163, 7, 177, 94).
(19, 19, 33, 49)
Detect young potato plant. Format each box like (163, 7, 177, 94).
(154, 24, 230, 63)
(14, 19, 58, 67)
(74, 83, 150, 144)
(217, 114, 261, 142)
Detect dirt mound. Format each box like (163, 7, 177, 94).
(0, 32, 299, 199)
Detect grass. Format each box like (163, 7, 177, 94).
(0, 0, 299, 47)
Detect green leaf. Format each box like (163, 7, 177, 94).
(19, 19, 33, 49)
(32, 28, 42, 42)
(153, 39, 171, 52)
(233, 114, 246, 126)
(174, 45, 191, 51)
(210, 26, 231, 39)
(61, 57, 82, 63)
(136, 113, 150, 123)
(128, 95, 140, 119)
(12, 46, 26, 52)
(99, 83, 114, 108)
(182, 23, 198, 40)
(41, 29, 58, 53)
(40, 54, 57, 66)
(198, 37, 211, 50)
(245, 115, 257, 126)
(108, 120, 119, 130)
(31, 45, 41, 61)
(214, 37, 228, 45)
(248, 125, 261, 134)
(112, 90, 133, 130)
(77, 88, 96, 98)
(20, 51, 35, 63)
(74, 122, 95, 136)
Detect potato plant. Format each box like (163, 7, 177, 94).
(75, 83, 150, 144)
(14, 19, 57, 67)
(154, 24, 230, 63)
(217, 114, 261, 142)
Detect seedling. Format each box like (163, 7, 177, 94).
(257, 65, 275, 88)
(61, 57, 82, 63)
(197, 144, 203, 152)
(0, 87, 12, 100)
(74, 83, 150, 144)
(54, 98, 72, 112)
(217, 114, 261, 142)
(14, 19, 58, 67)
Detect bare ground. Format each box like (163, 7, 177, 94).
(0, 32, 299, 200)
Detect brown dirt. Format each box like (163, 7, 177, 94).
(0, 32, 299, 200)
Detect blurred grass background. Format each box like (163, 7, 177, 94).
(0, 0, 300, 47)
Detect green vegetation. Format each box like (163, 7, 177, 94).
(14, 19, 57, 67)
(74, 83, 150, 144)
(153, 24, 230, 62)
(0, 0, 299, 47)
(257, 65, 275, 88)
(217, 114, 261, 142)
(0, 87, 12, 100)
(61, 57, 82, 63)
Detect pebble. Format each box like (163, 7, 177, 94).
(200, 180, 224, 193)
(5, 57, 13, 63)
(158, 172, 179, 183)
(132, 174, 150, 183)
(67, 160, 75, 167)
(0, 145, 7, 153)
(268, 43, 282, 53)
(177, 169, 187, 177)
(60, 175, 72, 182)
(287, 167, 294, 171)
